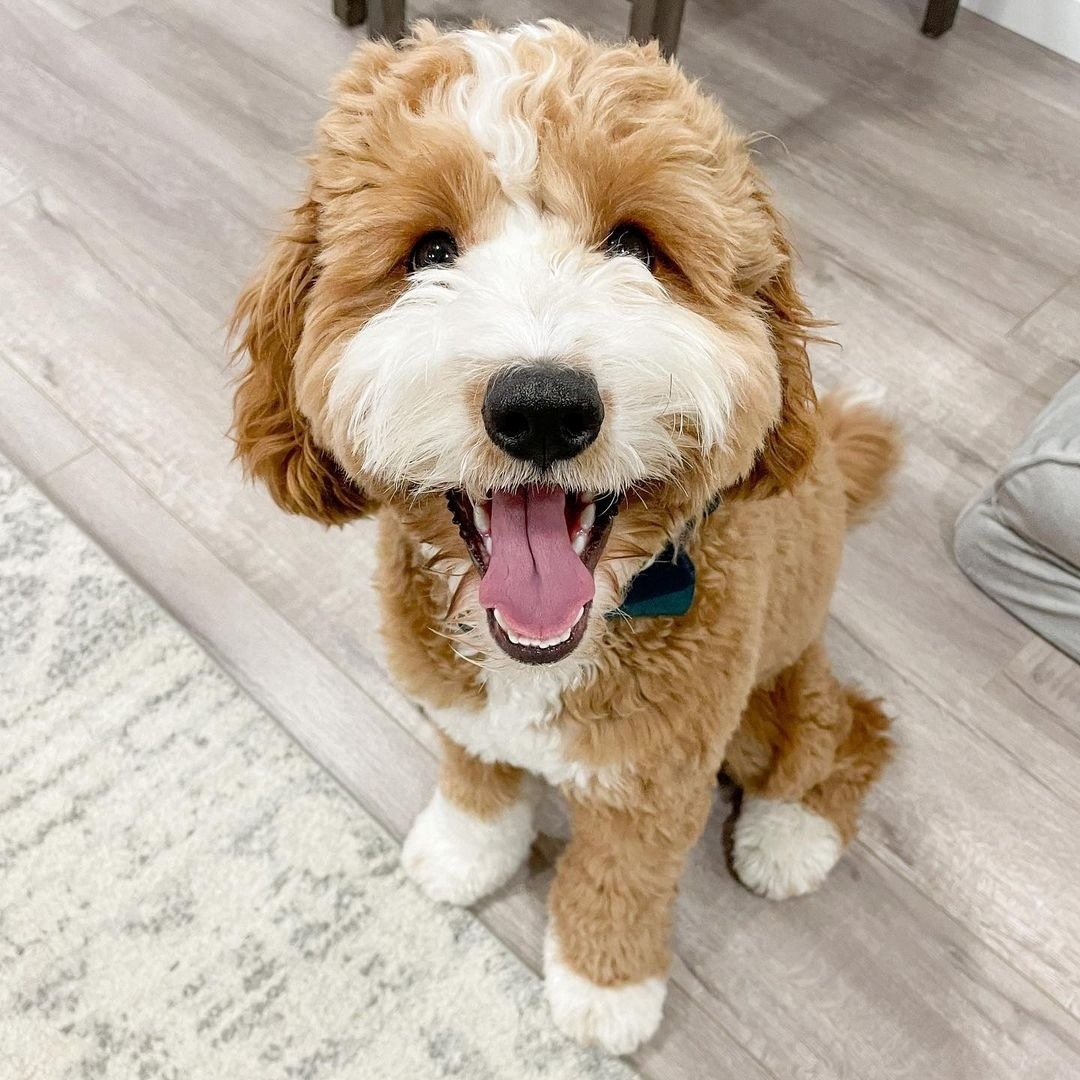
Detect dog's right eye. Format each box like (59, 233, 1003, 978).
(603, 224, 653, 269)
(409, 231, 459, 273)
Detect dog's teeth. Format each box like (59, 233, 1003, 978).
(532, 621, 579, 649)
(473, 501, 490, 534)
(484, 536, 493, 554)
(546, 625, 575, 647)
(492, 608, 582, 650)
(571, 501, 596, 555)
(493, 609, 517, 640)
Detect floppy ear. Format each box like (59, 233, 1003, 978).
(230, 196, 371, 525)
(738, 206, 821, 498)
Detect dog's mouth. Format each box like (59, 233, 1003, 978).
(447, 486, 619, 664)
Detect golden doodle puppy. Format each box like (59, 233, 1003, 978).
(232, 20, 900, 1055)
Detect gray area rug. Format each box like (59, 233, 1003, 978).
(0, 451, 635, 1080)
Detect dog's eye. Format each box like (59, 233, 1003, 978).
(603, 225, 653, 268)
(409, 230, 458, 272)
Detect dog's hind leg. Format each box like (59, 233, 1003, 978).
(402, 735, 540, 906)
(723, 643, 893, 899)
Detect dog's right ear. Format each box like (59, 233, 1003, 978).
(230, 195, 371, 526)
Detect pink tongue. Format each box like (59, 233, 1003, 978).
(478, 486, 594, 641)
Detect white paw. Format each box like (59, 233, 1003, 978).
(543, 929, 666, 1056)
(401, 787, 536, 906)
(732, 797, 842, 900)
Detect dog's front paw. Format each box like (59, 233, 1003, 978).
(732, 797, 842, 900)
(402, 788, 536, 906)
(543, 930, 666, 1056)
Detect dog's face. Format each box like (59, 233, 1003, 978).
(232, 21, 818, 667)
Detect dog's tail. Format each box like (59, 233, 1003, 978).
(820, 388, 902, 527)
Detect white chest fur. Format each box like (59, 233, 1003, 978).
(429, 663, 622, 792)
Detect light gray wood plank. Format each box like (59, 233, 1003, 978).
(0, 0, 283, 318)
(1012, 277, 1080, 368)
(81, 5, 327, 168)
(990, 637, 1080, 731)
(839, 0, 1080, 124)
(26, 0, 126, 31)
(0, 158, 31, 207)
(685, 0, 1080, 312)
(673, 787, 1080, 1080)
(0, 185, 435, 746)
(40, 446, 441, 840)
(802, 264, 1073, 480)
(140, 0, 362, 98)
(837, 602, 1080, 815)
(826, 615, 1080, 996)
(0, 356, 93, 479)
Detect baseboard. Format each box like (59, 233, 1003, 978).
(962, 0, 1080, 63)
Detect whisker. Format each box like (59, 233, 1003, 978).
(451, 646, 503, 672)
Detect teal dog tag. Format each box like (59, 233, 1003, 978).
(614, 545, 696, 618)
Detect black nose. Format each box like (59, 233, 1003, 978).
(482, 364, 604, 470)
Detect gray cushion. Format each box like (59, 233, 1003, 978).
(954, 373, 1080, 663)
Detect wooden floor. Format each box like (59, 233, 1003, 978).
(2, 0, 1079, 1075)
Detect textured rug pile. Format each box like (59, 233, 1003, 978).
(0, 451, 634, 1080)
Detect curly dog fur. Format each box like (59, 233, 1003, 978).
(230, 21, 900, 1054)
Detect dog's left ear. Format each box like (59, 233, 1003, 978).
(738, 200, 821, 498)
(229, 193, 372, 526)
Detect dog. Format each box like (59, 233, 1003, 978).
(230, 20, 900, 1055)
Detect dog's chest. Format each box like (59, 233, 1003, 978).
(429, 665, 611, 790)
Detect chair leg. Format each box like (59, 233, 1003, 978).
(369, 0, 406, 41)
(921, 0, 960, 37)
(333, 0, 366, 27)
(653, 0, 686, 56)
(629, 0, 685, 58)
(629, 0, 659, 44)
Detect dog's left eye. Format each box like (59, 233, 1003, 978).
(603, 225, 653, 268)
(409, 231, 459, 272)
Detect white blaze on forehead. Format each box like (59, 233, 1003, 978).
(451, 27, 552, 200)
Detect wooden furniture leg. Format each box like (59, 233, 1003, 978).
(921, 0, 961, 37)
(369, 0, 406, 40)
(629, 0, 686, 58)
(333, 0, 366, 28)
(333, 0, 405, 42)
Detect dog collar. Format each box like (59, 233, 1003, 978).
(614, 544, 696, 618)
(610, 494, 721, 619)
